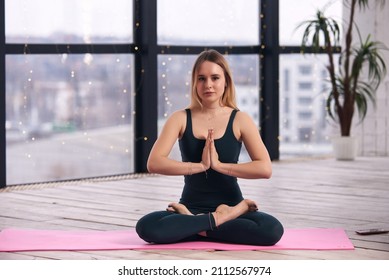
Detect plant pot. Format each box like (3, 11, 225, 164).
(331, 136, 358, 161)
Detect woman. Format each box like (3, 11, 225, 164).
(136, 49, 283, 245)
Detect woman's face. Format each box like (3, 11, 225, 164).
(195, 61, 226, 106)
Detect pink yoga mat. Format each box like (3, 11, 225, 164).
(0, 228, 354, 252)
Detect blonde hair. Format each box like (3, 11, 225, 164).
(189, 49, 238, 110)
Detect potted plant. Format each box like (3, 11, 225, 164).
(298, 0, 387, 160)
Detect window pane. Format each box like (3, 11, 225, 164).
(5, 0, 133, 43)
(279, 54, 336, 158)
(279, 0, 342, 45)
(158, 54, 260, 162)
(158, 0, 259, 45)
(6, 54, 134, 185)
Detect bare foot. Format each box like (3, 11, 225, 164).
(213, 199, 258, 227)
(166, 203, 194, 215)
(246, 199, 259, 212)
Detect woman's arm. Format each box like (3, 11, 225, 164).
(147, 110, 207, 176)
(210, 111, 272, 179)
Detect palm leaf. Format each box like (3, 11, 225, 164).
(350, 35, 387, 87)
(298, 10, 340, 53)
(326, 76, 345, 121)
(354, 80, 376, 121)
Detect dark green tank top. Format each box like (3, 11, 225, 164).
(178, 109, 244, 213)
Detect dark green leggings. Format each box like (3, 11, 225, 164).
(136, 210, 284, 246)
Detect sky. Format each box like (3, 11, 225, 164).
(5, 0, 342, 45)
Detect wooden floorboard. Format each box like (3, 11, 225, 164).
(0, 157, 388, 260)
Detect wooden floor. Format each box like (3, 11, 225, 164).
(0, 157, 388, 260)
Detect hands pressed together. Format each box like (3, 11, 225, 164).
(201, 129, 221, 172)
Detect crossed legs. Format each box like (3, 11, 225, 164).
(136, 199, 283, 245)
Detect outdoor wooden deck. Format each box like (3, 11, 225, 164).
(0, 157, 388, 260)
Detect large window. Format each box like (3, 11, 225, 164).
(3, 0, 340, 186)
(5, 0, 134, 185)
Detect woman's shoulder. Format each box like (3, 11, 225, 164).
(233, 110, 257, 133)
(164, 109, 187, 125)
(234, 110, 253, 122)
(160, 109, 188, 138)
(170, 109, 188, 118)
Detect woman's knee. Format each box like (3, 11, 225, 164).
(263, 219, 284, 245)
(245, 212, 284, 246)
(135, 215, 151, 242)
(135, 211, 173, 244)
